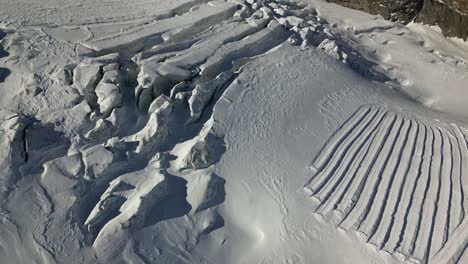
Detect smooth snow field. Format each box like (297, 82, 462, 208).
(0, 0, 467, 263)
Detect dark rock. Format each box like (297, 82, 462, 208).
(327, 0, 468, 40)
(416, 0, 468, 40)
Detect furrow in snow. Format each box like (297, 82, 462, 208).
(459, 127, 468, 215)
(395, 123, 434, 259)
(348, 116, 405, 234)
(336, 112, 397, 218)
(308, 106, 372, 174)
(308, 107, 380, 195)
(381, 123, 426, 254)
(452, 125, 466, 227)
(358, 119, 412, 239)
(429, 128, 454, 258)
(314, 109, 386, 212)
(369, 121, 420, 250)
(330, 113, 389, 216)
(339, 114, 403, 231)
(340, 114, 401, 230)
(431, 219, 468, 264)
(411, 127, 444, 263)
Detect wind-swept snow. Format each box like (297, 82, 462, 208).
(0, 0, 467, 263)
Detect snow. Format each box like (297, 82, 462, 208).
(95, 82, 122, 116)
(189, 71, 234, 122)
(205, 44, 400, 264)
(82, 144, 114, 179)
(41, 154, 82, 195)
(0, 0, 467, 263)
(304, 0, 468, 118)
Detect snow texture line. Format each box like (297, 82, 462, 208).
(306, 106, 468, 263)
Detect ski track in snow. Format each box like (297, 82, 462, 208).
(306, 105, 468, 264)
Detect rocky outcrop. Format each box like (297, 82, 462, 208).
(327, 0, 423, 23)
(327, 0, 468, 40)
(417, 0, 468, 40)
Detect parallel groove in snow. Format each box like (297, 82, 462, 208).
(306, 105, 468, 263)
(315, 109, 387, 213)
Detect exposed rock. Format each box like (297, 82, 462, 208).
(327, 0, 422, 23)
(416, 0, 468, 40)
(327, 0, 468, 40)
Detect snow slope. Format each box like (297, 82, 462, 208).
(0, 0, 467, 263)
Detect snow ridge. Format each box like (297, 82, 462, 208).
(2, 0, 466, 263)
(35, 0, 355, 261)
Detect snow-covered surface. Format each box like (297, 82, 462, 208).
(0, 0, 467, 263)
